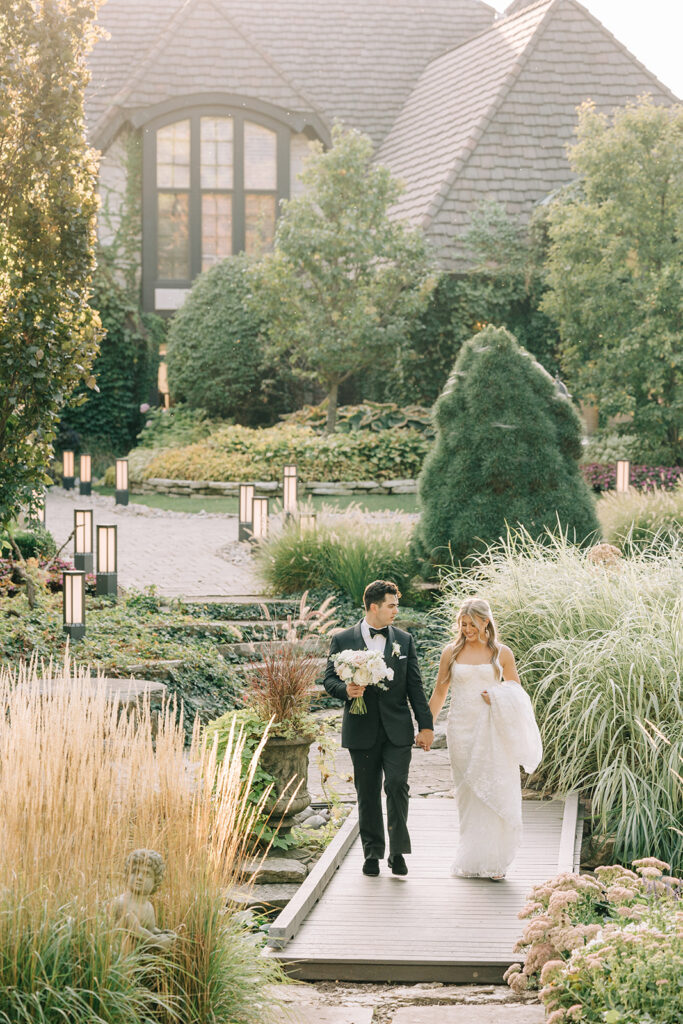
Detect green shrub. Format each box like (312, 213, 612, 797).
(12, 525, 57, 560)
(412, 326, 599, 570)
(441, 532, 683, 870)
(256, 510, 416, 604)
(597, 485, 683, 552)
(141, 423, 428, 483)
(166, 255, 295, 424)
(59, 259, 161, 456)
(282, 401, 434, 436)
(136, 403, 219, 449)
(580, 430, 647, 466)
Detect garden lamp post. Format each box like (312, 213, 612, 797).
(74, 509, 94, 574)
(115, 459, 129, 506)
(299, 512, 317, 532)
(96, 524, 118, 597)
(62, 570, 86, 641)
(283, 464, 298, 517)
(616, 460, 630, 494)
(79, 454, 92, 496)
(62, 450, 75, 490)
(251, 498, 269, 542)
(238, 484, 255, 542)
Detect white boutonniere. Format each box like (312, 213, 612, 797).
(392, 642, 401, 658)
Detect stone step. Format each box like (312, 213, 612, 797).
(219, 638, 328, 658)
(391, 1007, 544, 1024)
(226, 882, 302, 910)
(243, 856, 308, 884)
(126, 659, 183, 680)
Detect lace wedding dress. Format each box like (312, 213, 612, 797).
(446, 663, 542, 879)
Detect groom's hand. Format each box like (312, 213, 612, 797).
(415, 728, 434, 751)
(346, 682, 366, 698)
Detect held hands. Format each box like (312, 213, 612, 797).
(415, 728, 434, 752)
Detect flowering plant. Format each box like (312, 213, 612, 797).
(333, 648, 394, 714)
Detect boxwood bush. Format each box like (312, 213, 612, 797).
(140, 423, 428, 483)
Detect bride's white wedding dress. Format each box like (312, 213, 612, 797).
(446, 663, 542, 879)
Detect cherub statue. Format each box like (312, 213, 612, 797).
(112, 849, 178, 950)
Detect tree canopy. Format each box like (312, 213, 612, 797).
(412, 325, 599, 571)
(542, 97, 683, 463)
(251, 125, 437, 431)
(0, 0, 102, 527)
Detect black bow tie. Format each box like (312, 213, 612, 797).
(369, 626, 388, 638)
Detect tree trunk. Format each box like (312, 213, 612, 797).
(325, 382, 339, 433)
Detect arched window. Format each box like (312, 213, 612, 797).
(142, 106, 306, 312)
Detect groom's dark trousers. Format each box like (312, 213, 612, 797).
(323, 622, 433, 859)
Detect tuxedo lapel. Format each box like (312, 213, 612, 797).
(384, 624, 395, 665)
(353, 621, 365, 649)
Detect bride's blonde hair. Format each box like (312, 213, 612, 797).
(449, 597, 503, 680)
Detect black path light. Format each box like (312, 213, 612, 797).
(283, 464, 298, 517)
(238, 484, 255, 542)
(616, 460, 630, 494)
(79, 454, 92, 496)
(74, 509, 94, 574)
(62, 450, 75, 490)
(96, 524, 118, 597)
(251, 497, 269, 542)
(62, 570, 86, 641)
(115, 459, 129, 506)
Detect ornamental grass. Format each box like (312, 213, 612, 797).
(597, 482, 683, 552)
(0, 658, 282, 1024)
(441, 531, 683, 870)
(256, 507, 416, 605)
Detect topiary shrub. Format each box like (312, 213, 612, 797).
(412, 325, 599, 569)
(166, 255, 296, 425)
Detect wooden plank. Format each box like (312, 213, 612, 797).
(266, 796, 576, 982)
(268, 807, 359, 948)
(557, 792, 579, 871)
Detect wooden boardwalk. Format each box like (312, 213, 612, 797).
(266, 795, 582, 983)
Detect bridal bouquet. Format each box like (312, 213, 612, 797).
(333, 649, 394, 715)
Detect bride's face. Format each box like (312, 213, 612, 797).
(460, 614, 488, 644)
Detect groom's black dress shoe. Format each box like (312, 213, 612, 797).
(388, 854, 408, 876)
(362, 857, 380, 876)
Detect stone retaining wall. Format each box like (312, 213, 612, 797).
(133, 477, 418, 497)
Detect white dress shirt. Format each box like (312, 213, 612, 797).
(361, 618, 387, 653)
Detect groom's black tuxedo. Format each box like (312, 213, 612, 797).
(324, 621, 433, 860)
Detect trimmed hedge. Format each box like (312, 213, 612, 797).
(140, 423, 429, 483)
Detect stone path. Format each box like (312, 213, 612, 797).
(271, 982, 544, 1024)
(45, 488, 260, 598)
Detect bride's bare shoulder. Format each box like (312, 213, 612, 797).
(441, 641, 458, 659)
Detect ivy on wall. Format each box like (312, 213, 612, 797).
(59, 131, 161, 461)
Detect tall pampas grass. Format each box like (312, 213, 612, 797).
(441, 530, 683, 870)
(0, 657, 283, 1023)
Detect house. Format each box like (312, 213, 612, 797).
(87, 0, 677, 315)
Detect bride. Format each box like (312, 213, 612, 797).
(429, 597, 542, 880)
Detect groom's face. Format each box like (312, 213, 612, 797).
(369, 593, 399, 628)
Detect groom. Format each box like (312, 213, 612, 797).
(323, 580, 434, 877)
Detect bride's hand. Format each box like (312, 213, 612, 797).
(481, 690, 491, 705)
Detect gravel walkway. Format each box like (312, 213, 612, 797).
(45, 488, 262, 598)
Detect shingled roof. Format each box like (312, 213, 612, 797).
(377, 0, 677, 267)
(87, 0, 496, 150)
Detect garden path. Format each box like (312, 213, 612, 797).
(45, 488, 261, 597)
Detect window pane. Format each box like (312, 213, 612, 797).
(245, 193, 276, 255)
(157, 192, 189, 278)
(202, 193, 232, 271)
(201, 117, 233, 188)
(244, 122, 277, 190)
(156, 120, 190, 188)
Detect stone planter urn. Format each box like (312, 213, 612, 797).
(259, 732, 315, 830)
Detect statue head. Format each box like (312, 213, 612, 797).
(124, 849, 166, 897)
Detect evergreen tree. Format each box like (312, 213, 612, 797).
(412, 326, 599, 570)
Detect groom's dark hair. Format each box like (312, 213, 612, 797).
(363, 580, 401, 610)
